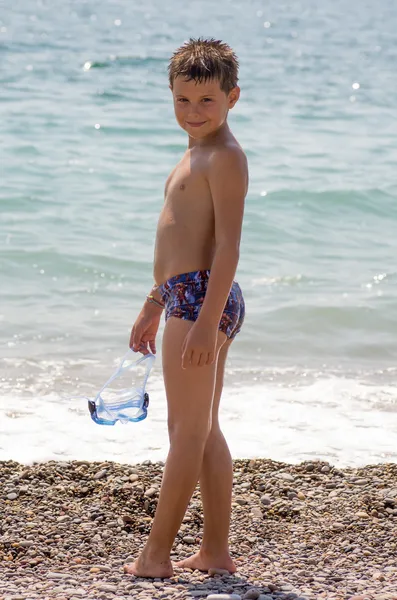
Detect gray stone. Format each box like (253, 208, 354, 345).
(235, 498, 249, 506)
(206, 595, 242, 600)
(243, 590, 260, 600)
(96, 584, 118, 593)
(144, 487, 157, 497)
(137, 582, 154, 589)
(18, 541, 34, 548)
(277, 473, 294, 481)
(94, 469, 108, 480)
(260, 496, 271, 506)
(208, 568, 231, 577)
(183, 535, 196, 544)
(90, 564, 111, 572)
(7, 492, 18, 500)
(280, 584, 295, 592)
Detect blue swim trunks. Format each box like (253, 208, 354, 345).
(158, 270, 245, 340)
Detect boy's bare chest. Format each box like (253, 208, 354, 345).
(163, 155, 212, 217)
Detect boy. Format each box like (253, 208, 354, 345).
(125, 37, 248, 578)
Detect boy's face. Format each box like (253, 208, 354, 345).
(171, 76, 240, 139)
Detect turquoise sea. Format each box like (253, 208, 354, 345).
(1, 0, 397, 466)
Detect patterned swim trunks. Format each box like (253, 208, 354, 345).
(158, 270, 245, 340)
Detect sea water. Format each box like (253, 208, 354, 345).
(1, 0, 397, 466)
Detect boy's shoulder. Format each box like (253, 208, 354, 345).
(206, 139, 248, 181)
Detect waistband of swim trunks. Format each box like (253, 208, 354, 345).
(159, 269, 211, 292)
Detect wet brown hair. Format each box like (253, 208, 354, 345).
(168, 37, 239, 93)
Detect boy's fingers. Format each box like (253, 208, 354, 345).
(198, 353, 206, 367)
(182, 348, 191, 370)
(132, 329, 142, 352)
(140, 340, 149, 354)
(129, 326, 135, 348)
(206, 352, 214, 365)
(149, 340, 156, 354)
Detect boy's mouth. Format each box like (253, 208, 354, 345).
(187, 121, 206, 127)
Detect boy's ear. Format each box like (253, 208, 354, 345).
(228, 86, 240, 109)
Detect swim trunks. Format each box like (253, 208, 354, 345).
(158, 270, 245, 340)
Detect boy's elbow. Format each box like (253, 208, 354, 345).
(216, 240, 240, 260)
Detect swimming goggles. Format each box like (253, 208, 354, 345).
(87, 349, 155, 426)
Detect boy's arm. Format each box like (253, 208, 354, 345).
(197, 148, 247, 327)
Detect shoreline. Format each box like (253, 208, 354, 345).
(1, 458, 397, 600)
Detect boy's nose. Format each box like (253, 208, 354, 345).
(188, 104, 201, 116)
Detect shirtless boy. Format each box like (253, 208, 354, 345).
(125, 38, 248, 579)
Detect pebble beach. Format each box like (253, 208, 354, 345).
(1, 458, 397, 600)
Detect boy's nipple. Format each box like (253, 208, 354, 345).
(180, 184, 186, 190)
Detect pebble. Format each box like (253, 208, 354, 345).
(18, 541, 34, 548)
(260, 496, 271, 506)
(1, 458, 396, 600)
(46, 572, 69, 580)
(243, 590, 260, 599)
(208, 568, 231, 577)
(7, 492, 18, 500)
(206, 595, 242, 600)
(183, 535, 196, 544)
(277, 473, 294, 482)
(96, 584, 118, 592)
(236, 498, 249, 506)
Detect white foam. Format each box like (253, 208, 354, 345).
(1, 376, 396, 467)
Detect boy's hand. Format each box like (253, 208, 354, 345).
(129, 304, 162, 355)
(181, 322, 217, 369)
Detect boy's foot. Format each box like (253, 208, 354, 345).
(124, 554, 173, 578)
(175, 551, 236, 573)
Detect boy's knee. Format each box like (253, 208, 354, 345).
(168, 420, 211, 447)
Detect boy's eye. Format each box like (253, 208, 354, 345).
(176, 98, 212, 103)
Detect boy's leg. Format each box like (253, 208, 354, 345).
(176, 339, 236, 572)
(125, 316, 227, 578)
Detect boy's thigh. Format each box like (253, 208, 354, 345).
(212, 337, 233, 419)
(162, 317, 227, 432)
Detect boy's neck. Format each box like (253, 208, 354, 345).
(188, 121, 231, 149)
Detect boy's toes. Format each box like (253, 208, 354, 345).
(124, 557, 173, 579)
(175, 552, 236, 574)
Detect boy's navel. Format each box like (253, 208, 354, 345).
(180, 184, 186, 190)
